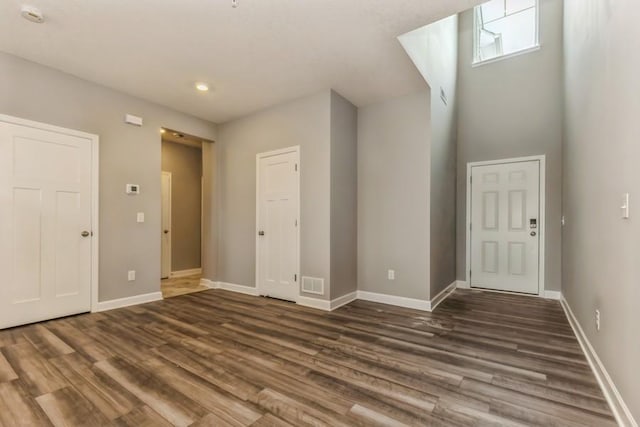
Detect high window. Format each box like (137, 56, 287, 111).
(473, 0, 539, 64)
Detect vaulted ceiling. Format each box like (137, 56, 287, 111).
(0, 0, 481, 123)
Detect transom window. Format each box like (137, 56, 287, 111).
(473, 0, 539, 64)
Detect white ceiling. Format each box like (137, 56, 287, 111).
(0, 0, 480, 123)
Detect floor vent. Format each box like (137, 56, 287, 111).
(301, 276, 324, 295)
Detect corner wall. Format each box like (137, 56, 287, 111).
(399, 14, 459, 298)
(357, 91, 431, 300)
(329, 91, 358, 299)
(0, 52, 217, 302)
(563, 0, 640, 422)
(455, 0, 564, 291)
(216, 91, 332, 300)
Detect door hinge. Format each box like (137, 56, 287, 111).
(469, 270, 472, 278)
(470, 223, 472, 231)
(470, 176, 473, 184)
(295, 219, 298, 227)
(295, 163, 298, 172)
(294, 274, 297, 282)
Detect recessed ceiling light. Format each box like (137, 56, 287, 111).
(21, 5, 44, 23)
(195, 82, 209, 92)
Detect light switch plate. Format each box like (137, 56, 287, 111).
(388, 269, 395, 280)
(621, 193, 630, 219)
(137, 212, 145, 223)
(128, 270, 136, 281)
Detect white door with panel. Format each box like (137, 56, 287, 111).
(257, 148, 299, 302)
(470, 160, 540, 294)
(161, 171, 172, 279)
(0, 119, 94, 329)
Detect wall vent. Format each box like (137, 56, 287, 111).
(301, 276, 324, 295)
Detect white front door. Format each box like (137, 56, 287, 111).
(256, 147, 299, 302)
(161, 171, 172, 279)
(0, 120, 94, 328)
(470, 160, 540, 294)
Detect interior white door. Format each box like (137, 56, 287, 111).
(470, 160, 540, 294)
(257, 148, 299, 302)
(161, 171, 172, 279)
(0, 121, 93, 329)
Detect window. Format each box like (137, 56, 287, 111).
(473, 0, 539, 64)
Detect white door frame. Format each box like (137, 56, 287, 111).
(0, 114, 100, 312)
(161, 171, 172, 279)
(255, 145, 301, 301)
(465, 155, 546, 297)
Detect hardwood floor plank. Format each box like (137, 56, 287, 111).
(35, 386, 111, 427)
(0, 288, 616, 426)
(0, 380, 52, 426)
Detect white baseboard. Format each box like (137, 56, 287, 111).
(430, 281, 457, 310)
(330, 291, 358, 310)
(170, 268, 202, 278)
(544, 290, 562, 300)
(200, 278, 215, 288)
(455, 280, 470, 289)
(561, 296, 637, 427)
(356, 291, 431, 311)
(297, 291, 358, 311)
(96, 291, 163, 312)
(215, 281, 260, 296)
(297, 295, 331, 311)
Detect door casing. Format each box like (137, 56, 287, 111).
(161, 171, 172, 279)
(0, 114, 100, 313)
(465, 155, 546, 297)
(255, 145, 300, 301)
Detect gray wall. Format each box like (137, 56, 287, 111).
(400, 15, 459, 298)
(329, 91, 358, 299)
(217, 91, 332, 300)
(201, 142, 219, 281)
(456, 0, 564, 291)
(0, 52, 217, 302)
(357, 91, 431, 300)
(563, 0, 640, 420)
(161, 140, 202, 271)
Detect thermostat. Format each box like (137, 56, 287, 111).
(126, 184, 140, 195)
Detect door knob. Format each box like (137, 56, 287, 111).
(530, 231, 537, 237)
(81, 231, 90, 237)
(258, 230, 265, 236)
(164, 230, 169, 234)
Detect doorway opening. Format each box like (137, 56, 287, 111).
(160, 128, 211, 298)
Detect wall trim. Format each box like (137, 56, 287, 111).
(430, 281, 457, 311)
(170, 268, 202, 278)
(356, 291, 431, 311)
(200, 278, 215, 288)
(96, 292, 163, 312)
(455, 280, 470, 289)
(297, 296, 331, 311)
(330, 291, 358, 310)
(544, 290, 561, 300)
(561, 296, 637, 427)
(216, 281, 260, 296)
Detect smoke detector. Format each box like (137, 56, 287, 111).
(21, 6, 44, 23)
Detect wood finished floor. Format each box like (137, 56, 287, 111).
(0, 289, 615, 426)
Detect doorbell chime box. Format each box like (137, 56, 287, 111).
(126, 184, 140, 195)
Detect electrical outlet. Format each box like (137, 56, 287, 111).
(561, 215, 566, 226)
(595, 309, 601, 331)
(137, 212, 145, 223)
(128, 270, 136, 281)
(388, 269, 395, 280)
